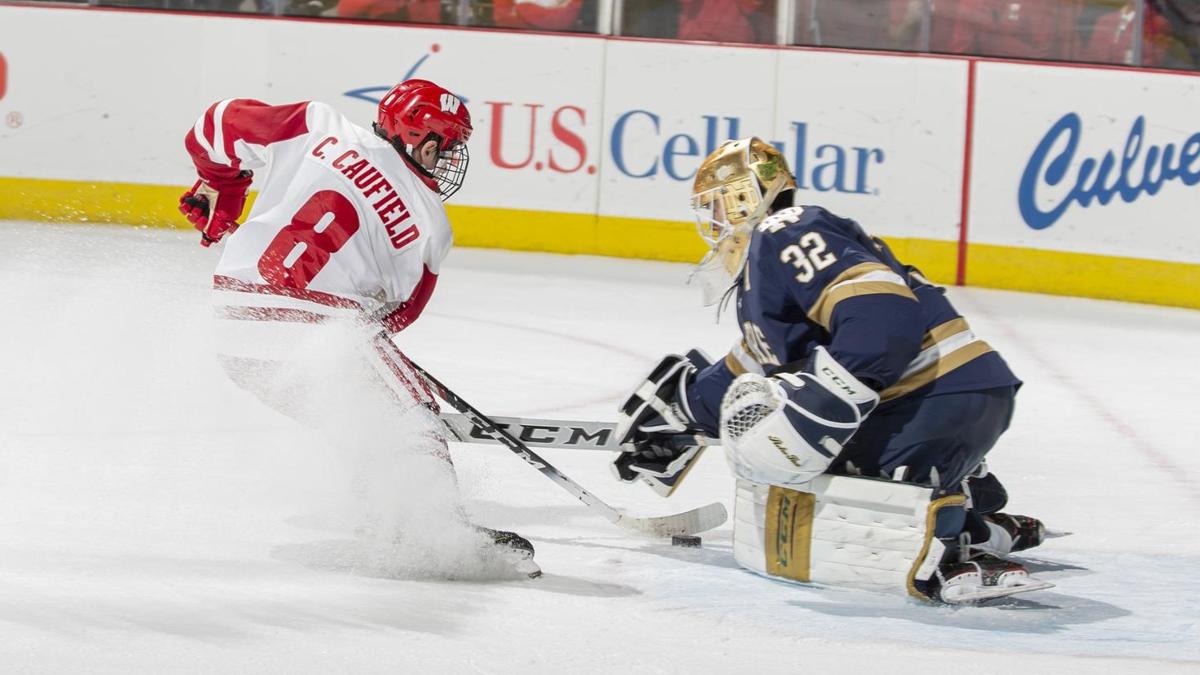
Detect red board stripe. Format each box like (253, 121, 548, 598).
(956, 59, 977, 287)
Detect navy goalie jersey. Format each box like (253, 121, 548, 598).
(686, 205, 1021, 434)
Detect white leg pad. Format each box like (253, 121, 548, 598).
(734, 476, 965, 599)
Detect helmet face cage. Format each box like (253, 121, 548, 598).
(691, 175, 762, 247)
(690, 227, 753, 307)
(433, 142, 469, 200)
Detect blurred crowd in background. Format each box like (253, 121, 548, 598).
(56, 0, 1200, 70)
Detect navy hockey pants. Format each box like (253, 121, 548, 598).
(833, 385, 1018, 538)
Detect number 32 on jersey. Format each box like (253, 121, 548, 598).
(780, 232, 836, 283)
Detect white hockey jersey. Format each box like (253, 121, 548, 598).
(185, 98, 452, 332)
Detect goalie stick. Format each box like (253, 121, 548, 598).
(385, 341, 728, 537)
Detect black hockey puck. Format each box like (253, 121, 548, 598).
(671, 535, 702, 548)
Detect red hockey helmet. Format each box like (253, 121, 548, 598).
(375, 79, 472, 200)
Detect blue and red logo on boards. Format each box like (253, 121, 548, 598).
(0, 51, 7, 101)
(1020, 113, 1200, 230)
(607, 111, 884, 194)
(345, 46, 885, 195)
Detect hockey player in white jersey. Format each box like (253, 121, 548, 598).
(178, 79, 538, 576)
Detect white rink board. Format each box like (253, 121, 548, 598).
(970, 62, 1200, 264)
(597, 40, 778, 222)
(0, 6, 607, 215)
(773, 51, 967, 242)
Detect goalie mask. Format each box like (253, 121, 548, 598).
(689, 138, 797, 307)
(375, 79, 473, 201)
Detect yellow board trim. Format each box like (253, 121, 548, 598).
(2, 177, 1198, 310)
(0, 177, 191, 227)
(968, 242, 1200, 310)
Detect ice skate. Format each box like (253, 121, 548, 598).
(477, 526, 541, 579)
(985, 513, 1045, 553)
(932, 554, 1054, 604)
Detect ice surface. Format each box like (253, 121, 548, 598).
(1, 222, 1198, 673)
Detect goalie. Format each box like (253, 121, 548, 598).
(614, 138, 1047, 603)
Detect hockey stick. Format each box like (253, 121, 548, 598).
(440, 413, 621, 451)
(390, 347, 727, 537)
(441, 412, 716, 499)
(440, 413, 718, 453)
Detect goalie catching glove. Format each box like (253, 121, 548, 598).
(612, 350, 713, 486)
(720, 346, 879, 487)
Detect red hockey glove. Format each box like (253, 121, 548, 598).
(178, 171, 253, 247)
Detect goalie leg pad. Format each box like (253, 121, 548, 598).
(733, 476, 965, 601)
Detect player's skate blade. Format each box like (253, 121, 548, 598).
(477, 526, 541, 579)
(934, 555, 1054, 604)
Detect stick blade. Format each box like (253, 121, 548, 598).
(614, 502, 728, 537)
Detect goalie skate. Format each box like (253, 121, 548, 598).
(933, 554, 1054, 604)
(985, 513, 1046, 553)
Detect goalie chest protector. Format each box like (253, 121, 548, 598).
(733, 477, 965, 600)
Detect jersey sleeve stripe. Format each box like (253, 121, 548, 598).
(921, 317, 970, 350)
(880, 337, 994, 402)
(881, 341, 994, 402)
(224, 99, 311, 147)
(805, 262, 895, 328)
(191, 103, 219, 164)
(726, 340, 765, 376)
(210, 98, 235, 167)
(808, 264, 918, 329)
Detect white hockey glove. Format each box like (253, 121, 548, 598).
(719, 346, 879, 487)
(612, 350, 712, 484)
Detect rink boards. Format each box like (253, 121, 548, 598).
(0, 4, 1197, 308)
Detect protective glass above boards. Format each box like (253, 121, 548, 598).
(82, 0, 602, 33)
(620, 0, 778, 44)
(282, 0, 602, 33)
(792, 0, 1199, 71)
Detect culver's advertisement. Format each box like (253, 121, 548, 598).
(971, 62, 1200, 264)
